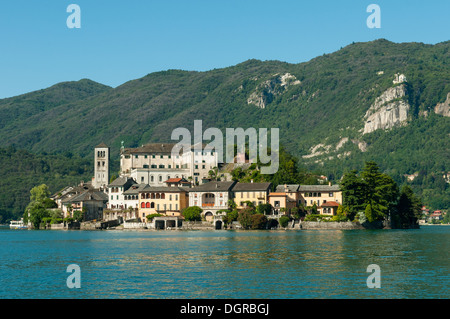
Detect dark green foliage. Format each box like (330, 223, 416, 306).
(392, 185, 422, 228)
(182, 206, 203, 221)
(0, 147, 94, 222)
(279, 215, 290, 228)
(0, 39, 448, 214)
(340, 161, 422, 228)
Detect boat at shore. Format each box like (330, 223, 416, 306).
(10, 219, 27, 229)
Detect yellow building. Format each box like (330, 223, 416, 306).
(297, 184, 342, 215)
(233, 182, 272, 209)
(138, 186, 189, 221)
(272, 184, 343, 215)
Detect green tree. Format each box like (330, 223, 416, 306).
(392, 185, 422, 228)
(182, 206, 203, 221)
(256, 203, 272, 215)
(279, 215, 290, 228)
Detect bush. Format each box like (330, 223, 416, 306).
(146, 213, 162, 222)
(279, 215, 290, 227)
(251, 214, 268, 229)
(182, 206, 203, 221)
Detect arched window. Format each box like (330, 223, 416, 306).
(141, 202, 145, 208)
(161, 193, 165, 199)
(151, 202, 155, 208)
(141, 193, 145, 199)
(146, 202, 151, 208)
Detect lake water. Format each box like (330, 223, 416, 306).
(0, 225, 448, 299)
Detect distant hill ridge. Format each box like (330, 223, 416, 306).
(0, 38, 449, 208)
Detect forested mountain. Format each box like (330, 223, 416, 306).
(0, 39, 448, 220)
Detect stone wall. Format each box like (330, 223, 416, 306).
(299, 221, 364, 230)
(181, 221, 215, 230)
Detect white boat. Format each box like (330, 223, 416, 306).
(10, 219, 27, 229)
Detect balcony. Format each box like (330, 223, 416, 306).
(202, 203, 215, 207)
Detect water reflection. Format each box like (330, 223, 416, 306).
(0, 226, 448, 298)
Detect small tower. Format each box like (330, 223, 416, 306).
(93, 143, 110, 189)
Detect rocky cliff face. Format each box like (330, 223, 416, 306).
(363, 82, 410, 134)
(434, 92, 450, 117)
(247, 73, 301, 109)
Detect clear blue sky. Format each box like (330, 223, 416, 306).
(0, 0, 448, 98)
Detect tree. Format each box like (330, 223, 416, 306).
(279, 215, 290, 228)
(392, 185, 422, 228)
(182, 206, 203, 221)
(30, 184, 51, 204)
(256, 203, 272, 215)
(251, 214, 268, 229)
(223, 209, 239, 226)
(340, 170, 367, 219)
(237, 208, 255, 229)
(26, 202, 50, 229)
(24, 184, 54, 228)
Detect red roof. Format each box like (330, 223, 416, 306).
(320, 201, 340, 207)
(165, 178, 183, 183)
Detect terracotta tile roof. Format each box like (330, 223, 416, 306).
(320, 201, 340, 207)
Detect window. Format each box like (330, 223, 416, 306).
(274, 201, 280, 207)
(175, 195, 178, 200)
(146, 202, 150, 208)
(141, 202, 145, 208)
(169, 195, 172, 201)
(144, 155, 148, 158)
(152, 155, 155, 158)
(329, 192, 333, 197)
(160, 155, 163, 159)
(151, 176, 154, 182)
(176, 165, 179, 169)
(135, 155, 138, 159)
(176, 204, 178, 210)
(168, 165, 172, 168)
(141, 177, 144, 182)
(159, 176, 162, 182)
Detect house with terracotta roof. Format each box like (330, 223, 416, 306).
(320, 201, 340, 215)
(232, 181, 272, 209)
(138, 185, 189, 221)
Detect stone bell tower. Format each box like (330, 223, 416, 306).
(93, 143, 110, 189)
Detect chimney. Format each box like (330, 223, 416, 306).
(329, 181, 332, 186)
(284, 184, 288, 192)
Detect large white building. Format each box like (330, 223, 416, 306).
(120, 143, 219, 186)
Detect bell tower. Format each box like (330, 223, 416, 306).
(93, 143, 110, 189)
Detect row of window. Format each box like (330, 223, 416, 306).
(125, 152, 215, 159)
(141, 202, 178, 210)
(110, 195, 138, 200)
(141, 193, 179, 200)
(97, 151, 106, 158)
(303, 192, 333, 197)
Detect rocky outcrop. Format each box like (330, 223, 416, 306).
(434, 92, 450, 117)
(363, 84, 410, 134)
(247, 73, 301, 108)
